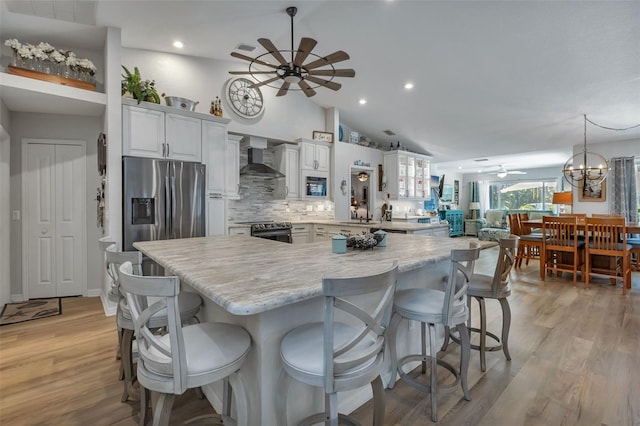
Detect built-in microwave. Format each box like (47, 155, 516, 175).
(304, 174, 328, 198)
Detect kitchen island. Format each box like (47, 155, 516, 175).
(134, 234, 494, 424)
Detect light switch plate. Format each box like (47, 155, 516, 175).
(12, 210, 20, 220)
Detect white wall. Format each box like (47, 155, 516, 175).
(9, 113, 103, 299)
(0, 115, 10, 306)
(120, 48, 327, 142)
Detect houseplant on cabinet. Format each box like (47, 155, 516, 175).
(121, 65, 160, 104)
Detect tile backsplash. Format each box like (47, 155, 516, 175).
(227, 142, 334, 223)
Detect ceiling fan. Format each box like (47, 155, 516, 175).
(494, 165, 527, 178)
(228, 6, 355, 97)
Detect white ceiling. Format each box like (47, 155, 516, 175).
(3, 1, 639, 174)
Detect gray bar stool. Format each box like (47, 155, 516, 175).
(276, 262, 398, 426)
(387, 245, 480, 422)
(118, 262, 251, 426)
(445, 236, 519, 372)
(106, 246, 202, 405)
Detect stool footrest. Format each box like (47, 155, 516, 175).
(449, 327, 504, 352)
(396, 354, 460, 394)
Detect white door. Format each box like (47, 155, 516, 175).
(24, 140, 86, 299)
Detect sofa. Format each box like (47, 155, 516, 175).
(475, 209, 553, 241)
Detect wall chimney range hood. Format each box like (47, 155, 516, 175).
(239, 136, 285, 179)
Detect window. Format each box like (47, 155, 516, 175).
(489, 180, 558, 211)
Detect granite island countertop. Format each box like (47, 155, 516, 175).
(229, 220, 448, 233)
(134, 234, 493, 316)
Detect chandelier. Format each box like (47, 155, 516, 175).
(562, 114, 609, 188)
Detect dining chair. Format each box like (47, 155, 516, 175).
(106, 246, 202, 404)
(446, 236, 519, 372)
(276, 261, 398, 426)
(585, 216, 632, 295)
(512, 213, 544, 269)
(118, 262, 251, 426)
(542, 216, 585, 286)
(387, 245, 479, 422)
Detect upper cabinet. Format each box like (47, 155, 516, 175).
(299, 139, 330, 173)
(201, 120, 238, 199)
(383, 150, 431, 200)
(122, 103, 201, 162)
(274, 143, 300, 199)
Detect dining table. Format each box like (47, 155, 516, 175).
(521, 218, 640, 280)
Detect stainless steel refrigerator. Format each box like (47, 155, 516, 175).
(123, 156, 205, 274)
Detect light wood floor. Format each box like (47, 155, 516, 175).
(1, 248, 638, 425)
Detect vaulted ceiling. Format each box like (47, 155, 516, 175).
(3, 1, 639, 174)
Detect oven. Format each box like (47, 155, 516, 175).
(250, 222, 293, 244)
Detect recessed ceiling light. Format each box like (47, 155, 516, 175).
(404, 82, 414, 90)
(173, 41, 184, 49)
(359, 98, 367, 105)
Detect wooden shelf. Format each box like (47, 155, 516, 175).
(0, 70, 106, 117)
(8, 66, 96, 91)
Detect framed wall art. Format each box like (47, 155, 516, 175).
(578, 178, 606, 202)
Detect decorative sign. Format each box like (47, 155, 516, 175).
(312, 131, 333, 143)
(578, 178, 606, 202)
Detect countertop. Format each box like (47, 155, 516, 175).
(229, 220, 449, 232)
(134, 234, 494, 316)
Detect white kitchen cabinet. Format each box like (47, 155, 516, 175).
(299, 139, 330, 172)
(291, 224, 310, 244)
(228, 227, 250, 236)
(225, 135, 241, 199)
(274, 144, 300, 199)
(206, 196, 226, 236)
(202, 122, 239, 198)
(383, 150, 431, 200)
(123, 104, 202, 162)
(312, 224, 331, 242)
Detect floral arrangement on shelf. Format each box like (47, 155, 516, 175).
(121, 65, 161, 104)
(4, 38, 97, 83)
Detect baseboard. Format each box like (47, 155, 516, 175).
(11, 293, 24, 303)
(86, 289, 102, 297)
(100, 291, 117, 317)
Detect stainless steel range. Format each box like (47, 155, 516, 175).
(250, 222, 293, 244)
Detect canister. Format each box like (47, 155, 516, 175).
(374, 230, 387, 247)
(332, 234, 347, 254)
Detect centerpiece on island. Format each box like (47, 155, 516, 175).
(345, 232, 385, 250)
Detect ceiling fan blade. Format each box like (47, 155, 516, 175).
(293, 37, 317, 67)
(249, 76, 282, 88)
(258, 38, 289, 66)
(229, 71, 277, 75)
(230, 52, 278, 69)
(308, 69, 356, 78)
(298, 80, 317, 97)
(305, 76, 341, 91)
(276, 82, 291, 97)
(304, 50, 350, 70)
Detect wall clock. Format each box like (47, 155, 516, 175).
(225, 77, 265, 119)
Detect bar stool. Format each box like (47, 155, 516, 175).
(276, 262, 398, 426)
(387, 246, 480, 422)
(447, 236, 519, 372)
(106, 246, 202, 404)
(118, 262, 251, 426)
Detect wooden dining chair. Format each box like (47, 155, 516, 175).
(585, 216, 632, 295)
(542, 216, 585, 286)
(513, 213, 544, 269)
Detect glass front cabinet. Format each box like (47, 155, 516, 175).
(383, 151, 431, 200)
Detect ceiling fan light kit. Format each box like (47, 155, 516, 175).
(229, 6, 355, 97)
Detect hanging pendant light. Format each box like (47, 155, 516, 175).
(358, 171, 369, 182)
(562, 114, 609, 188)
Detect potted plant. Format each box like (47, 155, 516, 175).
(121, 65, 160, 104)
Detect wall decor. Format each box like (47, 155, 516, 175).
(578, 178, 606, 202)
(312, 131, 333, 143)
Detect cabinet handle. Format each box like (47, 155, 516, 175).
(162, 143, 166, 157)
(285, 186, 289, 195)
(166, 143, 170, 157)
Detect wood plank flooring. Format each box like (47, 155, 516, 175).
(1, 246, 638, 425)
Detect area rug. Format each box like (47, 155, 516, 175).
(0, 298, 62, 326)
